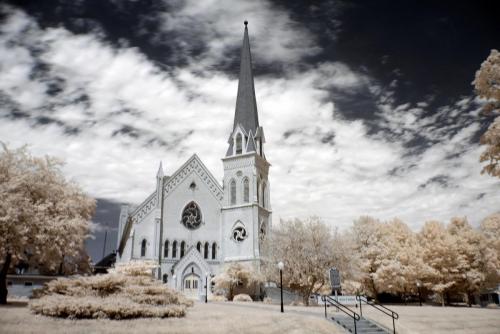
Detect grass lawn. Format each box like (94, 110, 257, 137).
(358, 304, 500, 334)
(0, 300, 341, 334)
(2, 299, 499, 334)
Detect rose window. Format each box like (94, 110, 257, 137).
(181, 202, 202, 230)
(232, 224, 247, 242)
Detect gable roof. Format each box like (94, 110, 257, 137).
(118, 154, 223, 256)
(171, 246, 211, 276)
(163, 154, 223, 201)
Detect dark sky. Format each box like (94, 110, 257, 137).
(1, 0, 499, 262)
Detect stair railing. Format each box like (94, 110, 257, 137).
(322, 295, 361, 334)
(356, 295, 399, 334)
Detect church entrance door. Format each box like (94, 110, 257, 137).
(183, 274, 199, 299)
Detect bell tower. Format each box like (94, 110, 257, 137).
(221, 21, 271, 267)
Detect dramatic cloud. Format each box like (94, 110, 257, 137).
(0, 1, 498, 243)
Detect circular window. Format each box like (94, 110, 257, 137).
(181, 202, 202, 230)
(232, 225, 247, 242)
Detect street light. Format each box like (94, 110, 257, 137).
(278, 261, 284, 313)
(205, 272, 209, 303)
(416, 281, 422, 306)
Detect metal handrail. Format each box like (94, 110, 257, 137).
(322, 295, 360, 334)
(356, 295, 399, 334)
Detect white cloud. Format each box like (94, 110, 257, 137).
(0, 3, 498, 234)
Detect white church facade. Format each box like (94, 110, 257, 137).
(116, 22, 271, 300)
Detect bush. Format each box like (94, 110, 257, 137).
(209, 295, 228, 302)
(289, 300, 304, 306)
(263, 297, 273, 304)
(30, 261, 193, 319)
(233, 294, 253, 302)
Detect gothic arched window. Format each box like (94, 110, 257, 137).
(141, 239, 147, 257)
(164, 240, 169, 258)
(180, 241, 186, 258)
(212, 243, 217, 260)
(256, 179, 260, 204)
(197, 241, 202, 253)
(236, 133, 242, 154)
(204, 242, 209, 259)
(243, 178, 249, 203)
(163, 274, 168, 283)
(172, 240, 177, 258)
(181, 202, 202, 230)
(230, 179, 236, 205)
(262, 182, 266, 208)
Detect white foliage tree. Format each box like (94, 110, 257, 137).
(262, 217, 346, 305)
(447, 217, 500, 304)
(374, 219, 432, 299)
(472, 49, 500, 177)
(0, 144, 95, 304)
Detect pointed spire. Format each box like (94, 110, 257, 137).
(233, 21, 259, 134)
(156, 161, 164, 179)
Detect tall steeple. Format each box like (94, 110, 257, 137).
(233, 21, 259, 134)
(227, 21, 265, 158)
(222, 22, 271, 269)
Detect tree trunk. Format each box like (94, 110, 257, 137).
(0, 253, 12, 305)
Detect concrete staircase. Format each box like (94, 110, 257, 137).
(331, 314, 388, 334)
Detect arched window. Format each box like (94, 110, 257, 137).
(262, 182, 266, 208)
(243, 178, 249, 203)
(164, 240, 169, 258)
(162, 274, 168, 283)
(141, 239, 147, 257)
(212, 243, 217, 260)
(197, 241, 202, 253)
(204, 242, 209, 259)
(230, 179, 236, 205)
(172, 240, 177, 258)
(235, 133, 242, 154)
(180, 241, 186, 258)
(256, 179, 260, 204)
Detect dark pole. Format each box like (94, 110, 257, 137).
(280, 269, 284, 313)
(205, 275, 208, 303)
(418, 286, 422, 306)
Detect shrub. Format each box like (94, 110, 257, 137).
(233, 294, 253, 302)
(209, 295, 228, 302)
(289, 300, 304, 306)
(263, 297, 273, 304)
(30, 261, 192, 319)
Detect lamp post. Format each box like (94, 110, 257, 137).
(416, 281, 422, 306)
(278, 261, 284, 313)
(205, 272, 209, 303)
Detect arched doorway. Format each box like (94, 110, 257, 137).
(183, 274, 199, 299)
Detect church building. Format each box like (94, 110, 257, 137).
(116, 22, 271, 300)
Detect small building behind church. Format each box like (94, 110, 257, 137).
(116, 22, 271, 300)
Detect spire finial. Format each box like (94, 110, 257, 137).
(156, 160, 164, 178)
(244, 20, 248, 27)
